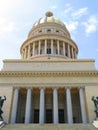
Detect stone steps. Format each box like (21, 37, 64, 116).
(1, 124, 97, 130)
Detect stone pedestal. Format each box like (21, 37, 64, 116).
(0, 121, 6, 128)
(93, 120, 98, 128)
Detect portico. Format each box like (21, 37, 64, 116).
(10, 86, 87, 124)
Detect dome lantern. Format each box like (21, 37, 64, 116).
(45, 11, 53, 17)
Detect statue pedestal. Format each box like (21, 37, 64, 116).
(0, 121, 6, 128)
(93, 120, 98, 128)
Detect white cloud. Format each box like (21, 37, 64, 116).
(64, 21, 78, 32)
(0, 0, 24, 16)
(0, 18, 16, 35)
(64, 4, 73, 14)
(71, 7, 88, 19)
(50, 5, 57, 10)
(82, 16, 98, 34)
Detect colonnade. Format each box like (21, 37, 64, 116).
(22, 40, 77, 59)
(10, 87, 87, 124)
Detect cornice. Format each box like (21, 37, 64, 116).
(0, 71, 98, 77)
(0, 83, 98, 87)
(3, 59, 95, 63)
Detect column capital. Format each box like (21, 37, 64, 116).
(39, 87, 45, 90)
(78, 87, 85, 90)
(65, 87, 72, 90)
(25, 87, 32, 90)
(52, 87, 58, 90)
(13, 87, 20, 90)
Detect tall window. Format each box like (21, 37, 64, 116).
(46, 109, 53, 123)
(47, 48, 51, 54)
(34, 109, 39, 123)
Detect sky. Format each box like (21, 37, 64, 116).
(0, 0, 98, 70)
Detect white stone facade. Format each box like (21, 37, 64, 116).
(0, 11, 98, 125)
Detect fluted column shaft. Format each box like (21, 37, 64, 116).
(28, 44, 30, 58)
(25, 88, 32, 124)
(21, 52, 24, 59)
(79, 88, 87, 123)
(63, 42, 65, 56)
(39, 88, 45, 124)
(74, 51, 77, 58)
(33, 42, 35, 56)
(38, 40, 41, 55)
(66, 88, 73, 124)
(57, 40, 60, 55)
(51, 40, 53, 54)
(24, 47, 27, 59)
(68, 44, 70, 58)
(71, 47, 74, 58)
(45, 40, 47, 54)
(53, 88, 58, 124)
(10, 88, 19, 124)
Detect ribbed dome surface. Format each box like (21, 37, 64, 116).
(33, 11, 65, 27)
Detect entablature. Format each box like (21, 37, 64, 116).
(0, 71, 98, 77)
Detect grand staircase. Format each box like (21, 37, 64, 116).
(1, 124, 97, 130)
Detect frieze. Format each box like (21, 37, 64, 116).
(0, 71, 98, 77)
(0, 83, 98, 87)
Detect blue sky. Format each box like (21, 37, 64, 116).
(0, 0, 98, 69)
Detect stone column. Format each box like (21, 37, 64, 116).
(38, 40, 41, 55)
(33, 42, 35, 56)
(28, 44, 30, 58)
(45, 40, 47, 54)
(74, 51, 77, 59)
(68, 44, 71, 58)
(57, 40, 60, 55)
(66, 88, 73, 124)
(21, 51, 24, 59)
(63, 42, 65, 56)
(53, 88, 58, 124)
(24, 47, 27, 59)
(25, 88, 32, 124)
(10, 88, 19, 124)
(39, 88, 45, 124)
(71, 47, 74, 59)
(79, 87, 87, 123)
(51, 40, 53, 54)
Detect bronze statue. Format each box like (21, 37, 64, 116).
(0, 96, 6, 121)
(92, 96, 98, 119)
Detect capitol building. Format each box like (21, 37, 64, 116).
(0, 11, 98, 130)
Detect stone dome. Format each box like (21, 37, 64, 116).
(20, 11, 78, 60)
(33, 11, 65, 27)
(28, 11, 70, 38)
